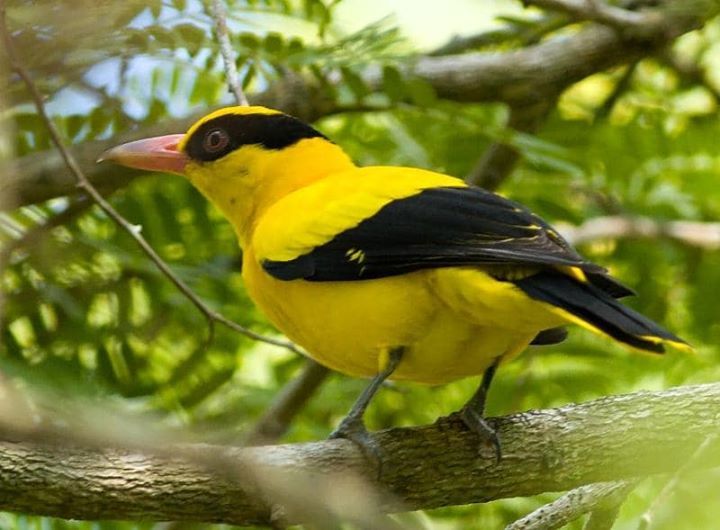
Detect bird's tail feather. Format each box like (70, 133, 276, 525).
(514, 272, 690, 354)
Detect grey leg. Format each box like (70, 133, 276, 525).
(459, 356, 502, 462)
(329, 347, 404, 461)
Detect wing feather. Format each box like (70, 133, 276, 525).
(261, 185, 609, 284)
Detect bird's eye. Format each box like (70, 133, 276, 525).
(203, 128, 229, 153)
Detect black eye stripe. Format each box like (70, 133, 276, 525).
(184, 113, 328, 162)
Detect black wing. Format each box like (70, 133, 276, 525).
(262, 185, 632, 296)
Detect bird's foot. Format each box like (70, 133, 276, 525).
(459, 406, 502, 463)
(329, 415, 382, 471)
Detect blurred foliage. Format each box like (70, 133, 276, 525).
(2, 0, 720, 529)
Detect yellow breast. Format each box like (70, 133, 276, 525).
(242, 249, 435, 376)
(242, 251, 547, 384)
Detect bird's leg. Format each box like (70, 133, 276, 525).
(329, 346, 404, 461)
(459, 356, 502, 462)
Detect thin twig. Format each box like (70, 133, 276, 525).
(595, 61, 638, 119)
(557, 215, 720, 249)
(428, 14, 569, 56)
(209, 0, 249, 106)
(584, 499, 625, 530)
(467, 99, 555, 191)
(245, 360, 331, 445)
(206, 0, 331, 440)
(637, 434, 719, 530)
(0, 2, 299, 355)
(583, 479, 637, 530)
(506, 480, 639, 530)
(523, 0, 662, 37)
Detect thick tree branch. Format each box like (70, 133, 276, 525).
(1, 383, 719, 525)
(2, 0, 716, 211)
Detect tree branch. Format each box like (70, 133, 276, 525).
(583, 493, 629, 530)
(466, 98, 555, 190)
(1, 383, 719, 526)
(558, 215, 720, 249)
(245, 360, 330, 445)
(637, 433, 718, 529)
(595, 61, 639, 119)
(523, 0, 660, 36)
(2, 0, 715, 211)
(209, 0, 249, 106)
(428, 14, 569, 56)
(506, 480, 638, 530)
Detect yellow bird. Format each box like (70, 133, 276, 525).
(101, 106, 688, 454)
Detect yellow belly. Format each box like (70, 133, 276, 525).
(242, 252, 564, 384)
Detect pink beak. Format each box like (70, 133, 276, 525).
(98, 134, 188, 175)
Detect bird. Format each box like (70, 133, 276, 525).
(100, 105, 689, 457)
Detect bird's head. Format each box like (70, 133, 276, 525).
(100, 106, 353, 240)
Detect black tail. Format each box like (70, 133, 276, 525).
(515, 272, 688, 353)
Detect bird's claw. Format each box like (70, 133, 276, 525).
(459, 406, 502, 463)
(329, 416, 383, 472)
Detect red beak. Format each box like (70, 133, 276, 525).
(98, 134, 188, 175)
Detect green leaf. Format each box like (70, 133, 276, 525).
(150, 1, 162, 19)
(241, 63, 257, 90)
(175, 23, 206, 54)
(341, 66, 368, 99)
(150, 26, 175, 49)
(89, 107, 111, 138)
(238, 32, 261, 51)
(382, 65, 406, 102)
(263, 32, 285, 55)
(406, 77, 436, 107)
(65, 115, 85, 141)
